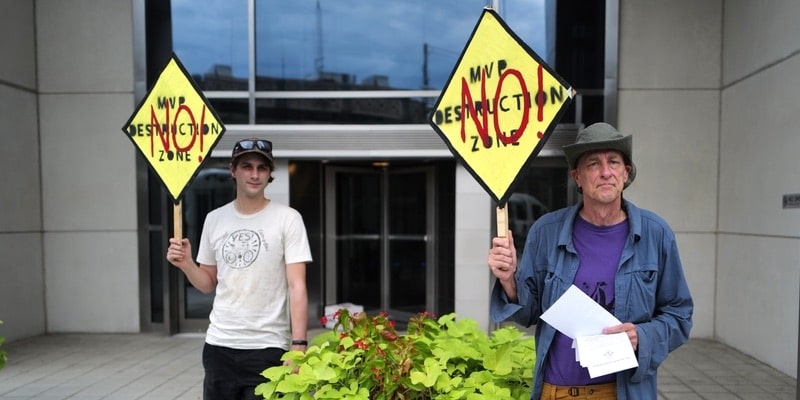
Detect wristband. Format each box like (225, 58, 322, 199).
(291, 339, 308, 346)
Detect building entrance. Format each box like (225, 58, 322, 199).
(177, 165, 233, 333)
(325, 164, 435, 323)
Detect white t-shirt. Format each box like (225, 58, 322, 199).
(196, 201, 312, 349)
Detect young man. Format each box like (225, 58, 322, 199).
(488, 123, 693, 399)
(167, 138, 312, 400)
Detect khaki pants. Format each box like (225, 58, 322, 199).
(541, 382, 617, 400)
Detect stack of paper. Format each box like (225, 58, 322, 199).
(540, 285, 639, 378)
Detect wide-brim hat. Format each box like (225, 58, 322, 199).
(563, 122, 636, 188)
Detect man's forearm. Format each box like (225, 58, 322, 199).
(289, 286, 308, 342)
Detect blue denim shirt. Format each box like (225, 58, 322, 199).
(490, 199, 693, 400)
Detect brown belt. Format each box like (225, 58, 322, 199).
(541, 382, 617, 399)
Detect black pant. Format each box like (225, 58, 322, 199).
(202, 343, 285, 400)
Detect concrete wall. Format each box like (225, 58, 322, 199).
(618, 0, 722, 340)
(455, 166, 492, 330)
(36, 0, 139, 333)
(618, 0, 800, 377)
(717, 0, 800, 377)
(0, 0, 45, 341)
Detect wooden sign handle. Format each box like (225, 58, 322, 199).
(496, 206, 508, 238)
(173, 201, 183, 239)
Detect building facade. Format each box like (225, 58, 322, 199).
(1, 0, 799, 380)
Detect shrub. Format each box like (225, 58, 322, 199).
(256, 309, 534, 399)
(0, 320, 6, 371)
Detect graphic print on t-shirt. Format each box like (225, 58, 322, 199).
(582, 281, 615, 312)
(222, 229, 261, 269)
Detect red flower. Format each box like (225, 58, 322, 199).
(320, 315, 328, 326)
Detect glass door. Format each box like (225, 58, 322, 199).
(326, 164, 434, 323)
(177, 163, 234, 332)
(386, 169, 432, 317)
(331, 168, 382, 310)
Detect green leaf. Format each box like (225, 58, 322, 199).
(312, 331, 339, 346)
(314, 384, 342, 399)
(275, 371, 310, 393)
(283, 349, 308, 362)
(410, 357, 443, 387)
(254, 381, 277, 398)
(483, 342, 514, 375)
(437, 313, 457, 325)
(337, 382, 370, 400)
(443, 388, 470, 399)
(262, 364, 292, 381)
(478, 381, 512, 399)
(340, 336, 355, 349)
(313, 364, 339, 382)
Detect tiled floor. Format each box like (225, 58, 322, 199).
(0, 334, 795, 399)
(657, 339, 796, 400)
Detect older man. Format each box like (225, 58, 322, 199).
(488, 122, 693, 399)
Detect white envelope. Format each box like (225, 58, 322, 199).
(541, 285, 639, 377)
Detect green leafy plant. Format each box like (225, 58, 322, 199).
(0, 320, 7, 371)
(256, 309, 534, 400)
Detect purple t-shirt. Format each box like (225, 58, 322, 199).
(543, 215, 628, 385)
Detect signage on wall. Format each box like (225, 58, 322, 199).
(783, 193, 800, 209)
(428, 8, 574, 208)
(121, 53, 227, 237)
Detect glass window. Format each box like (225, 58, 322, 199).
(172, 0, 249, 88)
(172, 1, 554, 93)
(171, 0, 562, 124)
(499, 159, 569, 332)
(254, 0, 550, 91)
(255, 97, 430, 124)
(180, 161, 236, 319)
(209, 98, 249, 124)
(500, 0, 555, 65)
(507, 163, 569, 256)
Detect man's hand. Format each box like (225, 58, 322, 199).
(603, 322, 638, 351)
(166, 238, 192, 269)
(488, 231, 519, 302)
(488, 230, 517, 282)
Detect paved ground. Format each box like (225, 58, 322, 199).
(0, 333, 795, 399)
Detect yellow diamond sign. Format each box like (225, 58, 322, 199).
(122, 54, 226, 202)
(428, 8, 574, 206)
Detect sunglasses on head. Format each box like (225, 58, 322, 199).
(234, 139, 272, 154)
